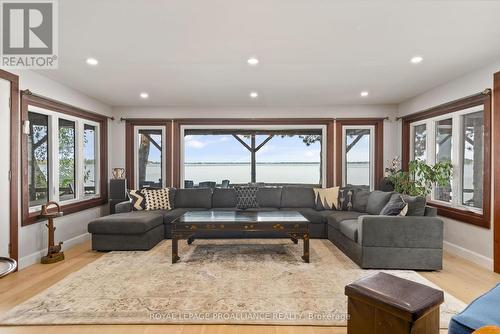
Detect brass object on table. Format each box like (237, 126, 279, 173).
(39, 201, 65, 264)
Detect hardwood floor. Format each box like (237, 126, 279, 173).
(0, 240, 499, 334)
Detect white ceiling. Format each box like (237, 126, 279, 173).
(37, 0, 500, 107)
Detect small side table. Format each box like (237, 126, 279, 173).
(345, 272, 444, 334)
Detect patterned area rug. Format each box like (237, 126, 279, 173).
(0, 239, 465, 327)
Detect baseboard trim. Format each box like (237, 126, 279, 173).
(443, 240, 493, 270)
(18, 233, 91, 269)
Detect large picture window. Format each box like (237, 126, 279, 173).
(403, 91, 491, 228)
(21, 92, 108, 225)
(182, 128, 324, 187)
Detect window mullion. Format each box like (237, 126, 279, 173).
(452, 114, 462, 207)
(51, 115, 60, 203)
(428, 120, 436, 201)
(76, 121, 84, 200)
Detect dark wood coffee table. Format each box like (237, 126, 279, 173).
(171, 211, 310, 263)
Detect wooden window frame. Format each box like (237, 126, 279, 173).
(401, 90, 492, 229)
(21, 91, 108, 226)
(1, 69, 19, 263)
(335, 118, 384, 189)
(493, 71, 500, 273)
(172, 118, 335, 188)
(124, 119, 173, 189)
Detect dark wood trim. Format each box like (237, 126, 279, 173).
(493, 72, 500, 273)
(171, 118, 335, 188)
(1, 69, 19, 264)
(401, 90, 492, 229)
(20, 92, 109, 226)
(124, 119, 173, 189)
(335, 118, 385, 189)
(22, 90, 114, 121)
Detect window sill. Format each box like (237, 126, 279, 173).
(22, 197, 108, 226)
(428, 201, 490, 229)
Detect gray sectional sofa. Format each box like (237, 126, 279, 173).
(88, 186, 443, 270)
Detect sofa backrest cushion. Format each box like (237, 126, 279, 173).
(352, 189, 370, 212)
(212, 188, 237, 208)
(365, 190, 393, 215)
(280, 186, 315, 208)
(256, 187, 282, 207)
(402, 195, 427, 216)
(175, 188, 213, 208)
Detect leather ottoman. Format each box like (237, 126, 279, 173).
(345, 272, 444, 334)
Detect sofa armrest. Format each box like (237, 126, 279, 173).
(358, 215, 443, 249)
(115, 201, 132, 213)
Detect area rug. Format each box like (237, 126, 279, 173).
(0, 239, 465, 327)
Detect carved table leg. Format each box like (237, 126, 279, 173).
(301, 233, 310, 263)
(172, 237, 180, 264)
(187, 236, 195, 245)
(291, 237, 298, 244)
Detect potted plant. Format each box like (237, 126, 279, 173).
(388, 159, 453, 197)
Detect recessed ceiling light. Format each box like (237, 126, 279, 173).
(140, 92, 149, 99)
(411, 56, 423, 64)
(250, 91, 259, 99)
(86, 58, 98, 66)
(360, 91, 369, 97)
(247, 57, 259, 66)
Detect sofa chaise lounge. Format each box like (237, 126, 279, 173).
(88, 186, 443, 270)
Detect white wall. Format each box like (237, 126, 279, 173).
(9, 69, 113, 269)
(398, 60, 500, 270)
(110, 104, 400, 173)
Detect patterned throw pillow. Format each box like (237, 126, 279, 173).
(338, 187, 356, 211)
(129, 189, 146, 211)
(314, 187, 340, 210)
(380, 194, 408, 216)
(143, 188, 171, 211)
(235, 186, 259, 209)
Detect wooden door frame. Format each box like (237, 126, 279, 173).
(494, 71, 500, 273)
(0, 69, 19, 264)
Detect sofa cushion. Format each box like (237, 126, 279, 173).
(339, 219, 358, 242)
(280, 207, 325, 224)
(256, 187, 282, 207)
(161, 208, 207, 224)
(402, 195, 427, 216)
(143, 188, 172, 211)
(212, 188, 236, 208)
(281, 186, 315, 208)
(352, 190, 370, 212)
(235, 186, 259, 209)
(88, 211, 163, 234)
(129, 189, 146, 211)
(380, 193, 407, 216)
(174, 188, 212, 208)
(314, 187, 340, 210)
(338, 187, 358, 211)
(327, 211, 364, 230)
(365, 191, 393, 215)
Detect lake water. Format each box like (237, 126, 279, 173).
(144, 162, 371, 186)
